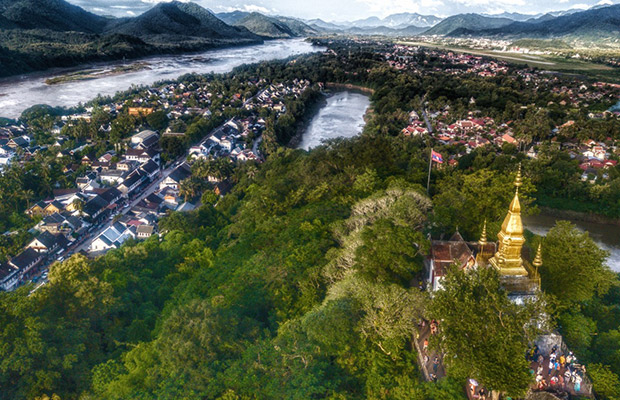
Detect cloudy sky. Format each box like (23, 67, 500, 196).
(67, 0, 617, 21)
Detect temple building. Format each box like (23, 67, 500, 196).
(426, 164, 541, 301)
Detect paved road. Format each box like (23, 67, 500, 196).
(75, 158, 182, 254)
(422, 108, 434, 134)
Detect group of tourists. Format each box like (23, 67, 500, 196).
(418, 319, 442, 382)
(529, 345, 586, 393)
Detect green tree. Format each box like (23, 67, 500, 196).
(429, 266, 546, 398)
(541, 221, 616, 304)
(356, 218, 427, 284)
(433, 167, 536, 239)
(146, 110, 168, 131)
(589, 364, 620, 400)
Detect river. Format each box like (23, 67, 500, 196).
(524, 214, 620, 272)
(0, 39, 323, 119)
(297, 91, 370, 151)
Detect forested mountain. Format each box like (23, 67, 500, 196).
(422, 13, 514, 36)
(0, 0, 108, 33)
(273, 16, 320, 36)
(105, 2, 258, 40)
(218, 12, 319, 37)
(216, 10, 250, 25)
(234, 12, 298, 39)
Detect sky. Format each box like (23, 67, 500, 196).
(67, 0, 618, 21)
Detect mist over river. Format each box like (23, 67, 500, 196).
(0, 39, 323, 119)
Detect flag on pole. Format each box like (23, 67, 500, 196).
(431, 150, 443, 164)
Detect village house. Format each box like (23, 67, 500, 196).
(81, 195, 109, 221)
(8, 248, 44, 278)
(118, 170, 146, 197)
(159, 163, 191, 191)
(0, 263, 20, 291)
(36, 212, 85, 237)
(136, 224, 155, 239)
(26, 231, 68, 254)
(89, 222, 136, 253)
(125, 148, 160, 165)
(130, 130, 159, 150)
(127, 107, 154, 117)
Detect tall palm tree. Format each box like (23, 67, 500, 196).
(72, 198, 84, 216)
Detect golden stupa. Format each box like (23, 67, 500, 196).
(488, 164, 529, 277)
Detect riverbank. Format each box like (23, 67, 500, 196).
(538, 207, 620, 226)
(325, 82, 375, 95)
(287, 93, 329, 149)
(45, 62, 151, 85)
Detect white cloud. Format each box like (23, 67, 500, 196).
(453, 0, 526, 7)
(569, 2, 589, 8)
(216, 4, 275, 14)
(597, 0, 614, 5)
(353, 0, 430, 16)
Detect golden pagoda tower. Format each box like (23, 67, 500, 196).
(489, 164, 529, 277)
(532, 243, 543, 270)
(475, 220, 489, 265)
(532, 242, 543, 286)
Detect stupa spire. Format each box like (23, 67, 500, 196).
(478, 220, 488, 247)
(488, 164, 528, 277)
(532, 243, 543, 269)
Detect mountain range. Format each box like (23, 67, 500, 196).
(0, 0, 619, 79)
(309, 4, 620, 40)
(216, 11, 318, 38)
(433, 4, 620, 40)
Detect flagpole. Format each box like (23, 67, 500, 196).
(427, 147, 433, 194)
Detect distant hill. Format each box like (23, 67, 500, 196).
(305, 18, 344, 31)
(321, 13, 442, 31)
(106, 2, 258, 40)
(273, 16, 319, 36)
(216, 10, 250, 25)
(482, 12, 538, 22)
(234, 12, 297, 39)
(345, 25, 427, 36)
(422, 14, 514, 36)
(0, 0, 108, 33)
(377, 13, 443, 28)
(453, 5, 620, 40)
(219, 12, 319, 36)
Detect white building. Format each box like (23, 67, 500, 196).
(89, 222, 136, 253)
